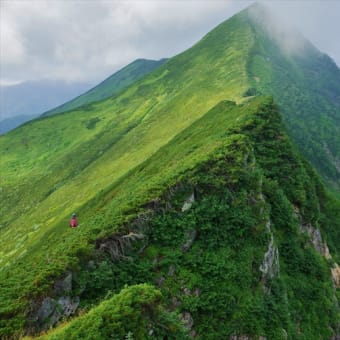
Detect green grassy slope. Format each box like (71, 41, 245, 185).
(0, 92, 251, 336)
(28, 98, 340, 339)
(1, 4, 340, 338)
(44, 58, 167, 116)
(0, 12, 257, 334)
(0, 8, 253, 263)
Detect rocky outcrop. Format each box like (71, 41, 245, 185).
(97, 232, 144, 261)
(260, 219, 279, 284)
(36, 295, 79, 328)
(299, 223, 331, 259)
(29, 273, 79, 332)
(331, 263, 340, 288)
(180, 311, 194, 335)
(298, 223, 340, 288)
(181, 230, 197, 252)
(182, 193, 195, 212)
(260, 234, 279, 282)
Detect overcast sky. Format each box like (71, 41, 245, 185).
(1, 0, 339, 86)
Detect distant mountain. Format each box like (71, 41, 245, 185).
(0, 80, 93, 120)
(43, 58, 168, 116)
(0, 114, 38, 135)
(1, 4, 339, 339)
(0, 59, 167, 134)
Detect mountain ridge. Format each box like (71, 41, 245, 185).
(0, 4, 339, 338)
(43, 58, 168, 117)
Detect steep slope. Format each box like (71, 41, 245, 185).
(44, 58, 167, 116)
(1, 4, 340, 339)
(0, 8, 253, 254)
(0, 11, 260, 330)
(23, 98, 340, 339)
(245, 5, 340, 191)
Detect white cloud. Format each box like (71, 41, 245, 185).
(0, 0, 339, 85)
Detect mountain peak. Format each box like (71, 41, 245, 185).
(243, 2, 318, 58)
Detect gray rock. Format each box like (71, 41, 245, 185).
(260, 235, 279, 281)
(299, 224, 331, 259)
(180, 311, 194, 329)
(181, 230, 197, 252)
(182, 193, 195, 212)
(57, 296, 79, 317)
(36, 297, 57, 322)
(183, 287, 191, 297)
(33, 295, 79, 330)
(194, 288, 201, 296)
(54, 272, 72, 295)
(48, 308, 62, 328)
(171, 296, 182, 308)
(156, 276, 165, 287)
(168, 265, 176, 276)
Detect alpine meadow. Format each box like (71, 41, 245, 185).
(0, 3, 339, 339)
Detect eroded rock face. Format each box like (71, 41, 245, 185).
(331, 263, 340, 288)
(299, 224, 331, 258)
(36, 297, 57, 323)
(260, 235, 279, 281)
(58, 296, 79, 317)
(34, 296, 79, 330)
(29, 272, 80, 332)
(298, 223, 340, 288)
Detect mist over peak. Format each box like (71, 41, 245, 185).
(246, 3, 319, 59)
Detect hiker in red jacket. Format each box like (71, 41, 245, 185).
(69, 213, 78, 228)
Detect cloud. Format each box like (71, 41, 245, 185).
(248, 4, 312, 58)
(0, 0, 339, 85)
(1, 0, 252, 83)
(264, 1, 340, 63)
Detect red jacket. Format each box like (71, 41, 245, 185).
(69, 217, 78, 228)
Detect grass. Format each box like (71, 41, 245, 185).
(44, 58, 167, 116)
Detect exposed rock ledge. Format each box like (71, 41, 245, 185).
(299, 223, 340, 288)
(260, 234, 279, 281)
